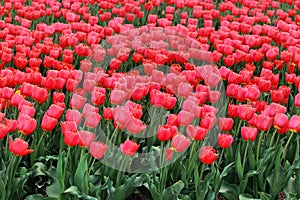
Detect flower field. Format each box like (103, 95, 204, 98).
(0, 0, 300, 199)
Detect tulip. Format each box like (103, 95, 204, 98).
(177, 82, 193, 98)
(31, 86, 48, 103)
(238, 104, 256, 121)
(218, 118, 234, 132)
(295, 93, 300, 108)
(289, 115, 300, 132)
(166, 148, 173, 161)
(241, 126, 258, 141)
(9, 137, 34, 156)
(273, 113, 288, 130)
(84, 111, 102, 128)
(157, 125, 177, 141)
(53, 92, 65, 104)
(41, 114, 58, 132)
(186, 125, 207, 141)
(199, 146, 218, 165)
(70, 93, 87, 110)
(103, 107, 114, 120)
(218, 134, 233, 148)
(4, 119, 17, 132)
(65, 109, 82, 125)
(17, 114, 37, 136)
(120, 139, 140, 156)
(171, 134, 191, 152)
(177, 110, 194, 126)
(0, 124, 9, 139)
(256, 114, 272, 131)
(78, 131, 96, 147)
(64, 131, 80, 146)
(90, 141, 108, 159)
(19, 105, 35, 118)
(46, 104, 64, 119)
(60, 121, 78, 135)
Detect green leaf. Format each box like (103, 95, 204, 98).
(236, 148, 243, 181)
(219, 181, 239, 200)
(112, 174, 149, 200)
(258, 192, 271, 200)
(162, 181, 185, 200)
(0, 177, 6, 200)
(25, 194, 57, 200)
(74, 154, 89, 193)
(64, 186, 98, 200)
(220, 162, 234, 178)
(239, 194, 260, 200)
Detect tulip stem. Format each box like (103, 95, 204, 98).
(283, 132, 295, 160)
(268, 129, 277, 148)
(256, 131, 264, 162)
(242, 141, 249, 170)
(88, 158, 96, 175)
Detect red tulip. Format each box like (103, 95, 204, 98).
(32, 87, 49, 103)
(60, 121, 78, 135)
(241, 126, 258, 142)
(199, 146, 218, 165)
(90, 141, 108, 159)
(186, 125, 207, 140)
(9, 137, 34, 156)
(84, 111, 102, 128)
(64, 131, 80, 146)
(289, 115, 300, 132)
(273, 113, 288, 130)
(0, 124, 9, 139)
(17, 114, 37, 136)
(41, 114, 58, 132)
(256, 114, 272, 131)
(157, 125, 177, 141)
(78, 131, 96, 147)
(4, 119, 17, 132)
(295, 93, 300, 108)
(171, 134, 191, 152)
(70, 93, 87, 110)
(65, 109, 82, 125)
(218, 118, 234, 132)
(120, 139, 140, 156)
(46, 104, 64, 119)
(177, 110, 194, 126)
(218, 134, 233, 148)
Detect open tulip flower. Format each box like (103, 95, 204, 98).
(0, 0, 300, 199)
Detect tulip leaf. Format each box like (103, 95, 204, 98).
(64, 186, 98, 200)
(239, 194, 260, 200)
(236, 148, 243, 181)
(258, 192, 271, 200)
(162, 180, 185, 200)
(219, 181, 239, 200)
(25, 194, 57, 200)
(112, 174, 149, 200)
(0, 177, 6, 200)
(74, 154, 89, 193)
(220, 162, 234, 178)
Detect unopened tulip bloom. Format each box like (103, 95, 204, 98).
(241, 126, 258, 142)
(0, 124, 9, 139)
(218, 118, 234, 132)
(218, 134, 233, 148)
(171, 134, 191, 152)
(17, 114, 37, 135)
(273, 113, 288, 130)
(186, 125, 207, 140)
(90, 141, 108, 159)
(295, 93, 300, 108)
(41, 114, 58, 132)
(199, 146, 218, 165)
(78, 131, 96, 147)
(289, 115, 300, 132)
(9, 137, 34, 156)
(120, 139, 140, 156)
(256, 114, 272, 131)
